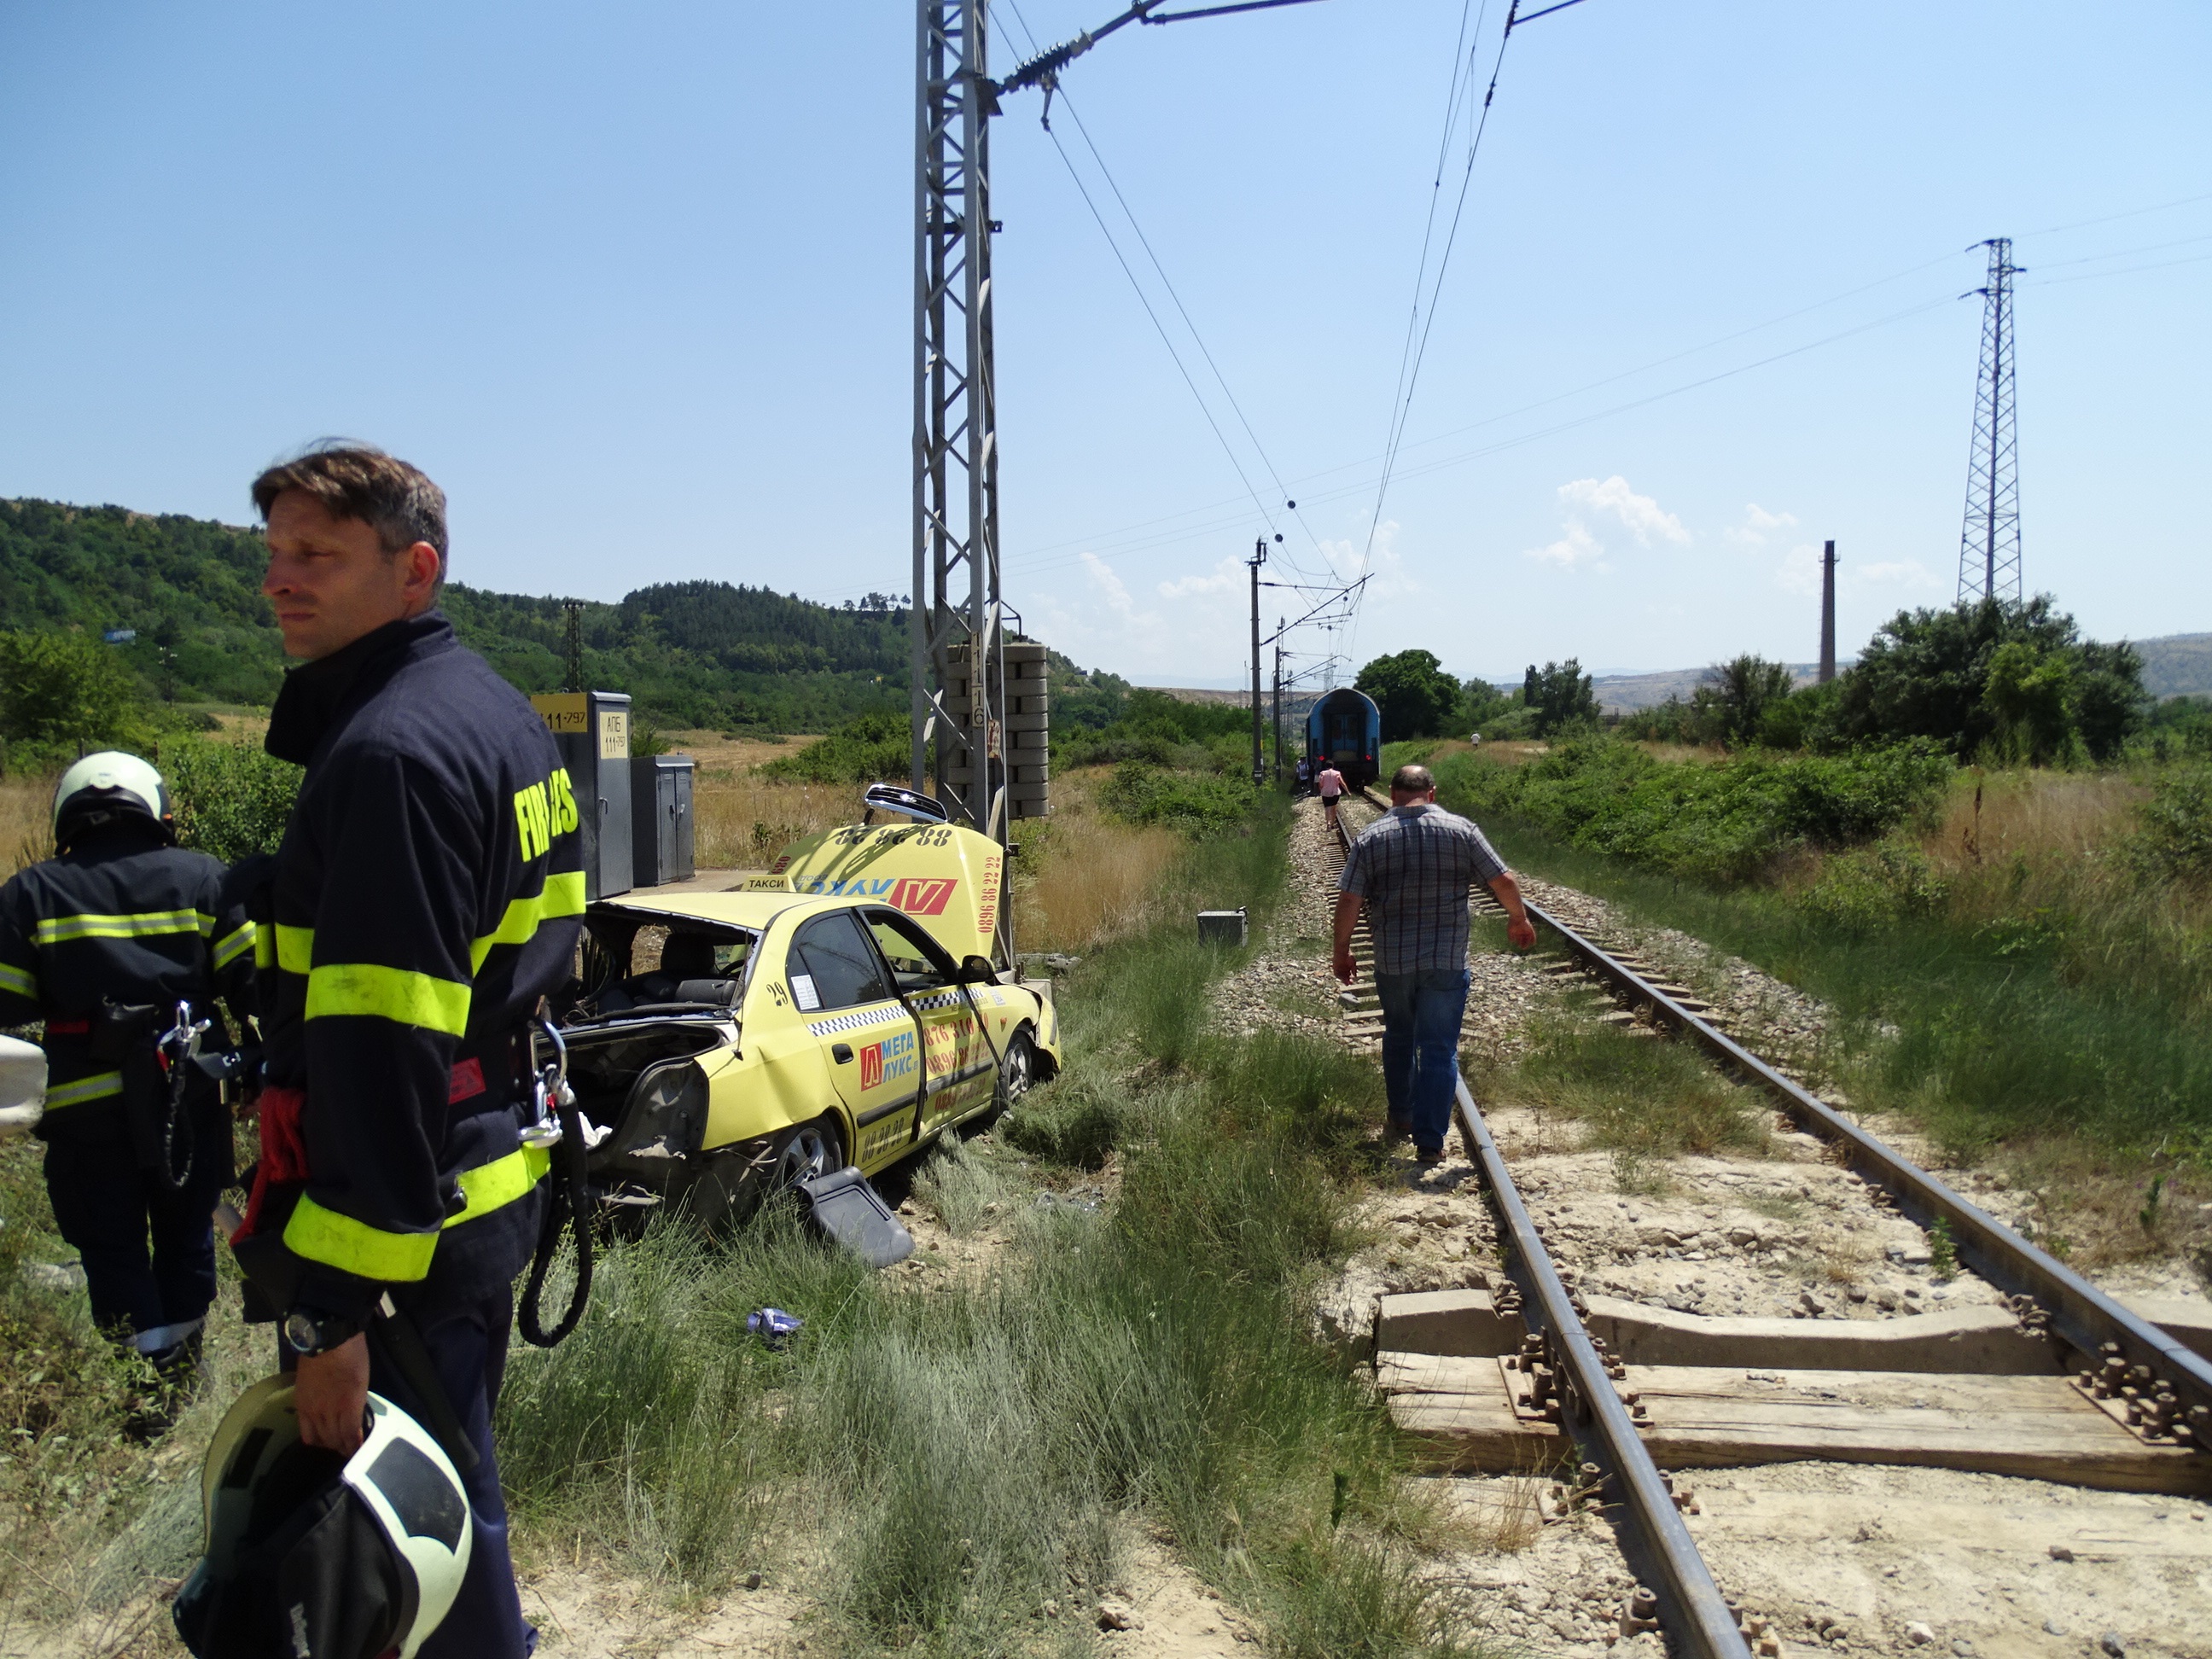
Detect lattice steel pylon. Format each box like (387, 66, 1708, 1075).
(911, 0, 1010, 841)
(1956, 236, 2023, 604)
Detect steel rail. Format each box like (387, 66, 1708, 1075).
(1452, 1078, 1754, 1659)
(1330, 795, 1750, 1657)
(1522, 898, 2212, 1433)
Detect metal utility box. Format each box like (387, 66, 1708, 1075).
(530, 690, 633, 900)
(1196, 908, 1249, 946)
(630, 754, 696, 887)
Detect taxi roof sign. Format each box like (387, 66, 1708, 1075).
(770, 821, 1004, 962)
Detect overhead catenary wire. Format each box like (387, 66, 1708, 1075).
(1039, 119, 1286, 542)
(1005, 239, 1976, 570)
(1356, 0, 1516, 609)
(2019, 250, 2212, 288)
(1053, 90, 1338, 581)
(1004, 0, 1348, 591)
(1008, 286, 1962, 577)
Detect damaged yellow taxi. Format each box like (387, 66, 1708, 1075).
(552, 790, 1060, 1227)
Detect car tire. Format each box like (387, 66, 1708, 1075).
(990, 1027, 1038, 1115)
(770, 1115, 846, 1193)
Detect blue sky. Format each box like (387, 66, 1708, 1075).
(3, 2, 2205, 689)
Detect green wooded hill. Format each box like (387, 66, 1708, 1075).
(1, 497, 1131, 732)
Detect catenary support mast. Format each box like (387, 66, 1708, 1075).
(1249, 538, 1266, 784)
(911, 0, 1342, 841)
(912, 1, 1006, 839)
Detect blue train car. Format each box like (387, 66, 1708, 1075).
(1305, 688, 1381, 789)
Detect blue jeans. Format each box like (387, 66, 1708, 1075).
(1375, 969, 1470, 1154)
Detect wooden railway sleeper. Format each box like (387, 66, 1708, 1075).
(1525, 897, 2212, 1440)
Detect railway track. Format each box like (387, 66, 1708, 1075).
(1321, 786, 2212, 1658)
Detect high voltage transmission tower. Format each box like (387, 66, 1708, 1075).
(1956, 236, 2023, 604)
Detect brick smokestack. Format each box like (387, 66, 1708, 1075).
(1818, 539, 1837, 684)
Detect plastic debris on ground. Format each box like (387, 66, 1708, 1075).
(746, 1307, 803, 1349)
(795, 1167, 916, 1267)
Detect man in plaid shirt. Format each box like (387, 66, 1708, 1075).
(1332, 763, 1535, 1164)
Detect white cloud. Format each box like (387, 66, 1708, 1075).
(1856, 559, 1940, 588)
(1082, 550, 1155, 625)
(1522, 474, 1685, 572)
(1727, 503, 1798, 547)
(1529, 521, 1605, 568)
(1315, 519, 1414, 597)
(1560, 475, 1691, 547)
(1775, 543, 1822, 596)
(1156, 557, 1241, 601)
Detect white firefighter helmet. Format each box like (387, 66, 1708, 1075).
(175, 1375, 471, 1659)
(51, 751, 172, 845)
(0, 1034, 44, 1138)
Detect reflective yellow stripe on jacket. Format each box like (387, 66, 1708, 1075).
(283, 865, 576, 1034)
(282, 1143, 551, 1281)
(0, 962, 35, 999)
(306, 963, 471, 1035)
(32, 909, 212, 946)
(44, 1071, 123, 1109)
(469, 870, 586, 972)
(212, 921, 257, 970)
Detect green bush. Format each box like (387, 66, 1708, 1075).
(2131, 768, 2212, 885)
(1434, 736, 1951, 884)
(757, 710, 909, 783)
(1522, 658, 1599, 736)
(0, 630, 148, 774)
(161, 736, 300, 861)
(1797, 838, 1950, 934)
(1835, 596, 2145, 761)
(1098, 760, 1253, 838)
(1054, 688, 1250, 771)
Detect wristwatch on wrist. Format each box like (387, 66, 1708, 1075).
(283, 1307, 362, 1358)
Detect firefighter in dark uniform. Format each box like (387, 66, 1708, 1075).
(0, 753, 254, 1372)
(232, 444, 583, 1659)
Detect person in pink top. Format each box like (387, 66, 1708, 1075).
(1315, 763, 1345, 827)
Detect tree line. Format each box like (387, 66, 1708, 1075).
(1352, 596, 2209, 765)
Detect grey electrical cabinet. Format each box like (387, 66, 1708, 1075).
(630, 754, 696, 887)
(530, 690, 633, 900)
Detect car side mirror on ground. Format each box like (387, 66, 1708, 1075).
(958, 956, 998, 985)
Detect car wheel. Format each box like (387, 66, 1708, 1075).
(992, 1027, 1037, 1111)
(770, 1115, 845, 1192)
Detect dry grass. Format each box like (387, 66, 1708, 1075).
(1631, 741, 1728, 765)
(1465, 741, 1551, 769)
(1911, 767, 2212, 996)
(1, 775, 54, 878)
(1013, 766, 1181, 953)
(655, 730, 853, 872)
(1442, 1476, 1545, 1555)
(658, 729, 812, 780)
(691, 777, 855, 871)
(1997, 1138, 2212, 1273)
(1922, 766, 2148, 881)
